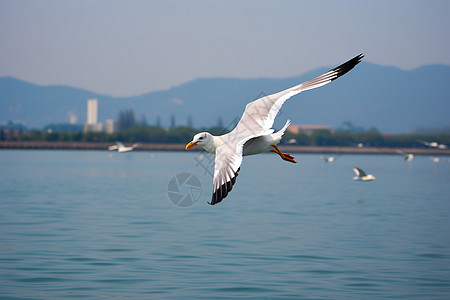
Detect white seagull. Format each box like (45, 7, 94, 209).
(395, 150, 414, 162)
(431, 157, 441, 163)
(404, 153, 414, 162)
(186, 54, 364, 205)
(109, 142, 138, 153)
(352, 167, 376, 181)
(321, 155, 341, 163)
(419, 140, 448, 149)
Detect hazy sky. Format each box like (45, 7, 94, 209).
(1, 0, 449, 97)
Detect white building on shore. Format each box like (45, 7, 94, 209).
(84, 99, 103, 132)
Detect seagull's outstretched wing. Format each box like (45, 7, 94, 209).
(210, 141, 244, 205)
(210, 54, 364, 205)
(353, 167, 367, 177)
(234, 54, 364, 136)
(116, 141, 125, 148)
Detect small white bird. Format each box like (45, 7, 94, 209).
(325, 156, 335, 163)
(404, 153, 414, 162)
(419, 140, 448, 149)
(185, 54, 364, 204)
(109, 142, 138, 153)
(395, 150, 414, 162)
(322, 155, 340, 163)
(431, 157, 441, 163)
(353, 167, 376, 181)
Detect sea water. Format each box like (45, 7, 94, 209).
(0, 149, 449, 299)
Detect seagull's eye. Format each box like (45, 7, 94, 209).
(199, 136, 203, 140)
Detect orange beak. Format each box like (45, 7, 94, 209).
(185, 141, 197, 150)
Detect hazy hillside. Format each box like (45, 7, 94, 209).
(1, 62, 449, 133)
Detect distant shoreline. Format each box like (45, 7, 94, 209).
(1, 141, 449, 155)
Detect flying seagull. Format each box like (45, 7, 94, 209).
(108, 142, 138, 153)
(404, 153, 414, 162)
(352, 167, 376, 181)
(418, 140, 448, 149)
(395, 150, 414, 162)
(186, 54, 364, 205)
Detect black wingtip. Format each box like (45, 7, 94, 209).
(209, 167, 240, 205)
(332, 53, 364, 80)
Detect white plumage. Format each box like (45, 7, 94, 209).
(186, 54, 364, 205)
(352, 167, 376, 181)
(108, 142, 138, 153)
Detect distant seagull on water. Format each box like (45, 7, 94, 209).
(353, 167, 376, 181)
(431, 157, 441, 163)
(404, 153, 414, 162)
(321, 155, 341, 163)
(395, 150, 414, 162)
(185, 54, 364, 205)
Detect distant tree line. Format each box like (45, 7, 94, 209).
(4, 125, 450, 148)
(2, 110, 449, 147)
(282, 129, 450, 148)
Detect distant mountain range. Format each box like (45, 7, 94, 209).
(1, 62, 449, 133)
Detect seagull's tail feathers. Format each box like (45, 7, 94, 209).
(272, 119, 291, 143)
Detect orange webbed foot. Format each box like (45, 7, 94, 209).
(281, 153, 297, 163)
(271, 145, 297, 163)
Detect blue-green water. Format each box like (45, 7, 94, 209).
(1, 149, 449, 299)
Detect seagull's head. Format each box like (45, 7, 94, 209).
(186, 132, 213, 150)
